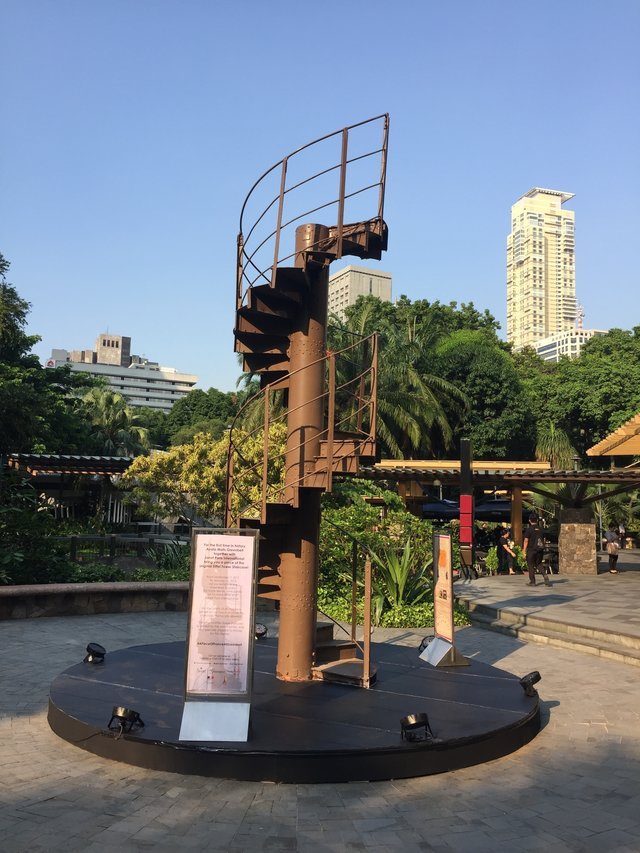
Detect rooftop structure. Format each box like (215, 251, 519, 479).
(47, 333, 197, 413)
(535, 328, 606, 362)
(328, 265, 392, 321)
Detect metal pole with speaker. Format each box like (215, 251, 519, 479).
(420, 532, 468, 667)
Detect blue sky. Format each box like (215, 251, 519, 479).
(3, 0, 639, 391)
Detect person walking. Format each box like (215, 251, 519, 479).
(523, 513, 551, 587)
(497, 528, 517, 575)
(618, 522, 626, 550)
(604, 524, 620, 574)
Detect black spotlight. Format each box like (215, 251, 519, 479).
(83, 642, 106, 664)
(400, 712, 435, 742)
(418, 636, 430, 653)
(519, 671, 542, 697)
(255, 623, 268, 640)
(108, 706, 145, 735)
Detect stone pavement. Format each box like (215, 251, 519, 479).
(455, 569, 640, 643)
(1, 612, 640, 852)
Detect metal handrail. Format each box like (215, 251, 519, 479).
(236, 114, 389, 308)
(225, 333, 378, 525)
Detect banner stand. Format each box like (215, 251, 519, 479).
(420, 532, 469, 668)
(179, 528, 259, 743)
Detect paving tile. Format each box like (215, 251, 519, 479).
(0, 606, 639, 852)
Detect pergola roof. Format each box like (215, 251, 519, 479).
(587, 412, 640, 457)
(361, 461, 640, 487)
(7, 454, 132, 476)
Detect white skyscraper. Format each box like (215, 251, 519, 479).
(507, 188, 576, 350)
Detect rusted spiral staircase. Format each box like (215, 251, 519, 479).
(225, 115, 389, 686)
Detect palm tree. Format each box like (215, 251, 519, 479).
(329, 302, 468, 458)
(535, 421, 575, 470)
(83, 388, 149, 457)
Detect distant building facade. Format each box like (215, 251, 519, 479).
(328, 265, 392, 321)
(507, 188, 576, 350)
(47, 332, 197, 413)
(535, 328, 606, 363)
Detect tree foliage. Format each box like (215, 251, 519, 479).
(0, 253, 101, 454)
(83, 388, 150, 457)
(121, 423, 287, 522)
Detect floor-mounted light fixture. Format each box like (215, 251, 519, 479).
(400, 712, 435, 742)
(83, 642, 106, 664)
(519, 671, 542, 697)
(108, 706, 145, 735)
(255, 624, 268, 640)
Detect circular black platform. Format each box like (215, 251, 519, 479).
(48, 639, 540, 783)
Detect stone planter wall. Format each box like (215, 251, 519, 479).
(0, 581, 189, 620)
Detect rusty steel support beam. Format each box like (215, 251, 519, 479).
(276, 223, 329, 682)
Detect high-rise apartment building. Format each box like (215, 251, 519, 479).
(47, 332, 197, 413)
(507, 188, 576, 350)
(328, 265, 392, 321)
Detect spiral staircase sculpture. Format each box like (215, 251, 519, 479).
(225, 114, 389, 685)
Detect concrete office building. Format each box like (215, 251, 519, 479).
(507, 188, 577, 350)
(328, 265, 392, 321)
(535, 328, 606, 363)
(47, 332, 197, 413)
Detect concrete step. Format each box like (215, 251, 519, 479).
(462, 599, 640, 652)
(466, 611, 640, 668)
(311, 658, 378, 688)
(314, 639, 359, 665)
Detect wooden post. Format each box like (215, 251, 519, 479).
(351, 539, 358, 640)
(511, 487, 523, 546)
(363, 557, 372, 689)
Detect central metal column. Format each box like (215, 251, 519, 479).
(276, 223, 329, 682)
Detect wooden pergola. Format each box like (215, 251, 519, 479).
(359, 460, 640, 545)
(587, 412, 640, 458)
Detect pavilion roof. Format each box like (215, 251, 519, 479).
(587, 412, 640, 457)
(360, 461, 640, 487)
(7, 453, 132, 476)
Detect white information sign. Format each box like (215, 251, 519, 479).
(185, 532, 257, 698)
(433, 533, 454, 644)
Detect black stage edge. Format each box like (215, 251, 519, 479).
(48, 640, 540, 783)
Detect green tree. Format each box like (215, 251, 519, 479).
(135, 407, 170, 449)
(514, 329, 640, 456)
(535, 420, 576, 469)
(165, 388, 239, 442)
(83, 388, 149, 457)
(433, 329, 537, 459)
(0, 253, 99, 454)
(328, 297, 467, 458)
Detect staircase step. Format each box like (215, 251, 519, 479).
(461, 599, 640, 652)
(467, 611, 640, 668)
(273, 266, 308, 296)
(237, 307, 293, 336)
(234, 330, 289, 355)
(260, 372, 288, 390)
(314, 639, 359, 665)
(316, 621, 335, 644)
(318, 438, 376, 459)
(249, 285, 300, 317)
(311, 658, 377, 688)
(243, 353, 290, 374)
(263, 502, 294, 526)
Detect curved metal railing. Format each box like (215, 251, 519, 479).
(225, 333, 378, 526)
(236, 114, 389, 310)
